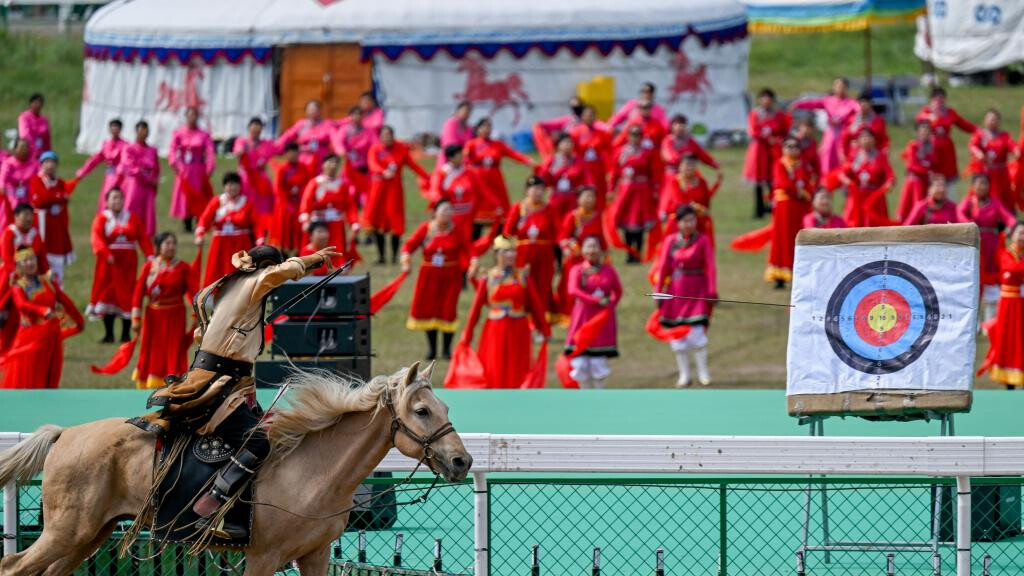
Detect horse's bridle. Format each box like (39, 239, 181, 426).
(383, 386, 457, 477)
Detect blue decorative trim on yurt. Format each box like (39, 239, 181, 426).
(84, 44, 273, 64)
(362, 21, 748, 62)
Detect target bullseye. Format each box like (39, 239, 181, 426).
(825, 260, 939, 375)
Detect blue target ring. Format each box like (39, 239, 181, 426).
(825, 260, 940, 375)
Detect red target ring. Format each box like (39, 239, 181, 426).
(852, 289, 911, 347)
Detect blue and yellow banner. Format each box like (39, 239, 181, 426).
(742, 0, 925, 33)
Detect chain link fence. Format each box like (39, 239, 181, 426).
(3, 477, 1023, 575)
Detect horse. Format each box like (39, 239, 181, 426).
(0, 361, 471, 576)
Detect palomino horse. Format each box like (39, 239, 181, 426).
(0, 361, 471, 576)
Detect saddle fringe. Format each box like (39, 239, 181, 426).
(119, 434, 189, 558)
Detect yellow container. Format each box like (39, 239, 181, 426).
(577, 75, 615, 121)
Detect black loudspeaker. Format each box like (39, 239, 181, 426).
(347, 472, 398, 532)
(254, 357, 372, 388)
(269, 274, 369, 316)
(936, 484, 1022, 542)
(270, 317, 371, 357)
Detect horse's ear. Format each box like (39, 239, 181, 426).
(404, 361, 421, 386)
(422, 360, 436, 383)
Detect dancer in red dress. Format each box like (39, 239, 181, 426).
(401, 200, 473, 360)
(28, 150, 75, 283)
(536, 134, 584, 224)
(364, 126, 430, 264)
(744, 89, 791, 218)
(233, 117, 279, 242)
(838, 130, 894, 227)
(610, 125, 659, 262)
(461, 235, 550, 389)
(916, 87, 975, 185)
(660, 155, 721, 233)
(76, 118, 125, 212)
(903, 176, 961, 225)
(841, 91, 889, 160)
(0, 203, 47, 352)
(272, 143, 313, 252)
(653, 206, 717, 387)
(565, 237, 622, 388)
(969, 109, 1019, 212)
(430, 146, 494, 240)
(87, 188, 154, 343)
(793, 117, 821, 179)
(195, 173, 256, 288)
(570, 106, 614, 209)
(0, 248, 83, 389)
(661, 115, 719, 209)
(298, 222, 345, 276)
(766, 138, 814, 288)
(298, 154, 360, 251)
(958, 173, 1017, 324)
(898, 121, 937, 222)
(503, 176, 560, 320)
(532, 96, 585, 158)
(802, 191, 846, 229)
(982, 223, 1024, 388)
(131, 232, 196, 389)
(556, 187, 605, 317)
(464, 118, 534, 232)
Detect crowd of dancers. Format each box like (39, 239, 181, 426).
(0, 78, 1023, 390)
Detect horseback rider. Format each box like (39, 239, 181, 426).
(129, 243, 341, 539)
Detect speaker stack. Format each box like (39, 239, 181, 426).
(254, 274, 372, 387)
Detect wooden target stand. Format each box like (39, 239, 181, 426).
(791, 394, 970, 570)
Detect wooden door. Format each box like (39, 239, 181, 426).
(279, 44, 373, 128)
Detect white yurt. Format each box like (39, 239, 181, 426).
(79, 0, 750, 153)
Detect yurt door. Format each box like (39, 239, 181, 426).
(280, 44, 372, 127)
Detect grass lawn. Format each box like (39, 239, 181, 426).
(0, 25, 1019, 389)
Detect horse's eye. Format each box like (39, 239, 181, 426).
(414, 407, 429, 417)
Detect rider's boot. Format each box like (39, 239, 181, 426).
(193, 448, 261, 539)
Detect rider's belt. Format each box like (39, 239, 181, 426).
(192, 351, 254, 380)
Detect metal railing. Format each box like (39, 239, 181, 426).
(3, 432, 1024, 575)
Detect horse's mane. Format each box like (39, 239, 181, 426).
(266, 367, 412, 463)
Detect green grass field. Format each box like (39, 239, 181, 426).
(1, 25, 1020, 389)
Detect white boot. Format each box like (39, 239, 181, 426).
(674, 351, 691, 387)
(694, 347, 711, 386)
(592, 377, 608, 389)
(576, 376, 593, 389)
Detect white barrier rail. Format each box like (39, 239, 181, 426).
(4, 431, 1023, 575)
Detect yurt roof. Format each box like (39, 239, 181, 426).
(84, 0, 748, 63)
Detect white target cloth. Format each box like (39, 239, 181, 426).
(786, 234, 979, 396)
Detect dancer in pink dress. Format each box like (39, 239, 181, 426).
(116, 121, 160, 237)
(76, 118, 126, 212)
(790, 77, 858, 174)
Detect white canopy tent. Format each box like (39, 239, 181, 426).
(914, 0, 1024, 74)
(79, 0, 750, 153)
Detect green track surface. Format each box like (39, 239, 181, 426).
(1, 389, 1023, 436)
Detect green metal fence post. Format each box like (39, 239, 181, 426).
(718, 483, 727, 576)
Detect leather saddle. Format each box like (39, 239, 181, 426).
(151, 432, 255, 548)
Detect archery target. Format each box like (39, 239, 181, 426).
(824, 260, 939, 375)
(786, 226, 979, 398)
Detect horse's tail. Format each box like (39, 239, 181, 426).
(0, 425, 63, 487)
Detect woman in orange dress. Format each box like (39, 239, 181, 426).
(401, 200, 473, 360)
(87, 188, 154, 343)
(464, 118, 534, 234)
(765, 137, 814, 288)
(981, 222, 1024, 388)
(461, 235, 550, 389)
(503, 176, 559, 320)
(0, 247, 83, 388)
(364, 126, 430, 264)
(131, 232, 196, 389)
